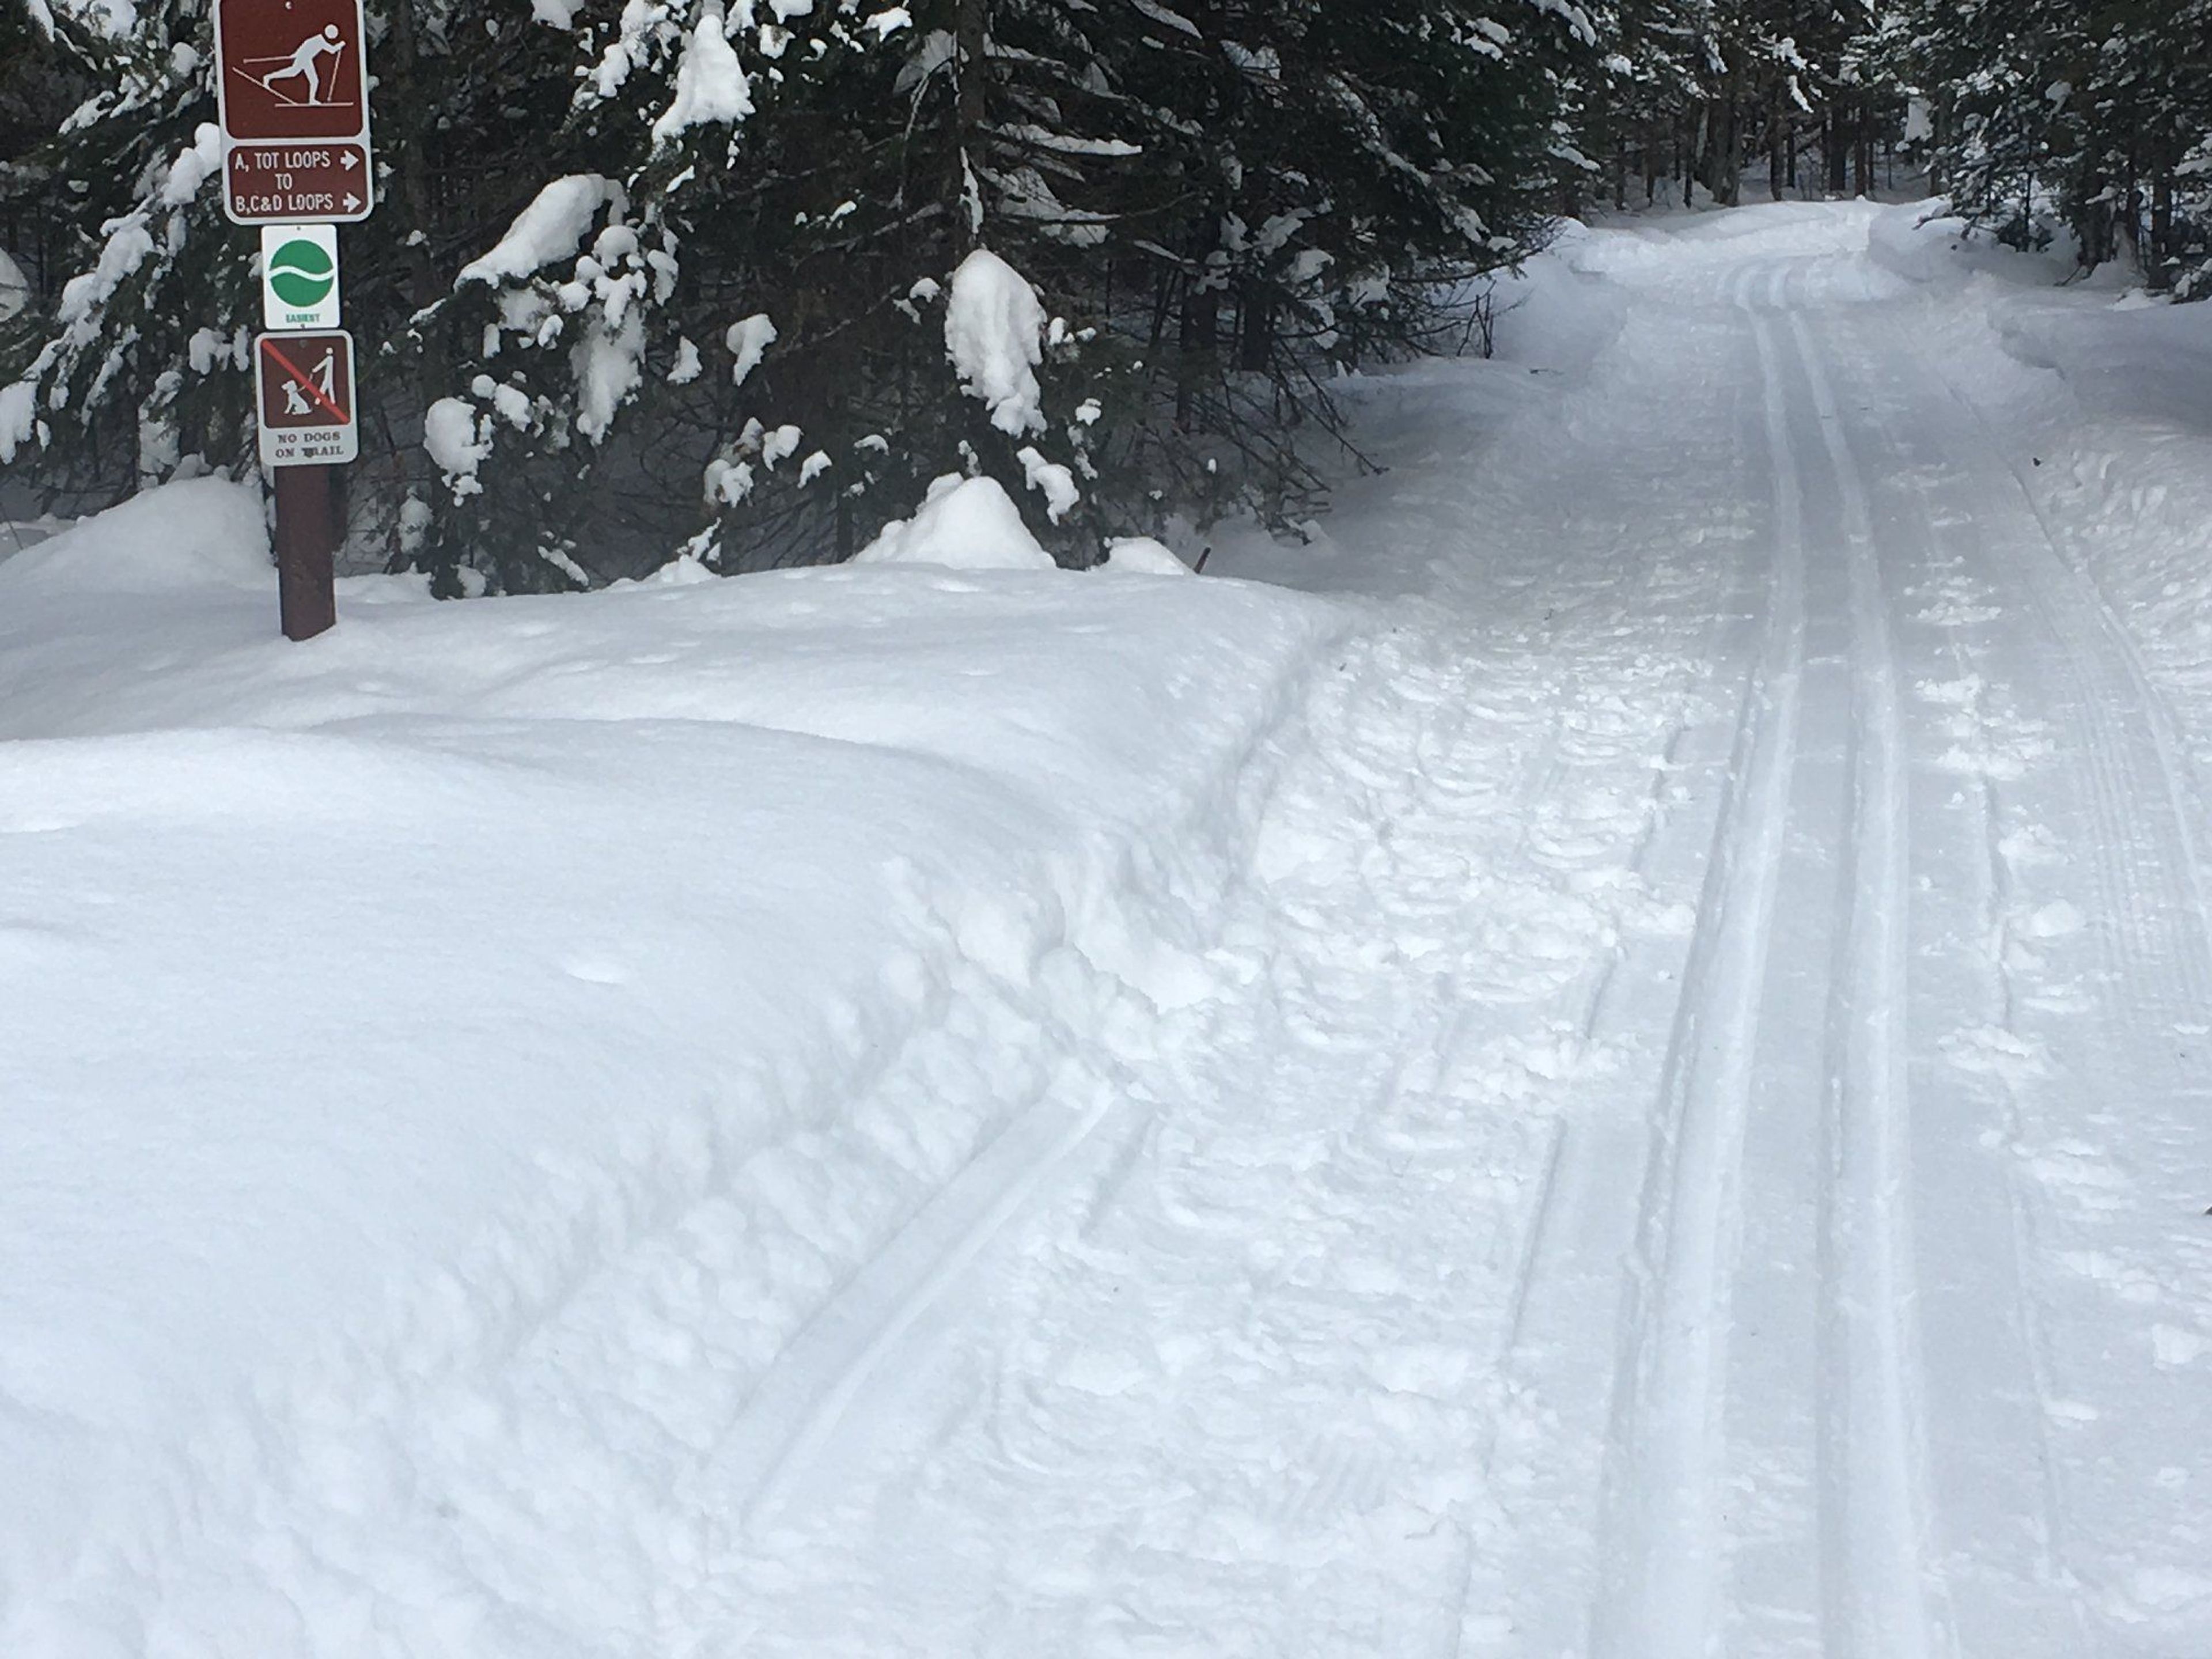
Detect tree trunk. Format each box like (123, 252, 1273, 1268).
(2150, 174, 2176, 290)
(952, 0, 988, 251)
(1236, 276, 1271, 373)
(1176, 200, 1222, 431)
(1768, 88, 1787, 202)
(1705, 76, 1741, 207)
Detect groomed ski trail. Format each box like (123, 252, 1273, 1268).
(680, 206, 2212, 1657)
(65, 204, 2199, 1658)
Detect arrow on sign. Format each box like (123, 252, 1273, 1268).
(341, 152, 358, 171)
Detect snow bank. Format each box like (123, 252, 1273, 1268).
(0, 476, 1355, 1656)
(0, 475, 268, 596)
(1866, 199, 2212, 800)
(1099, 535, 1191, 575)
(1565, 198, 1881, 282)
(851, 472, 1056, 570)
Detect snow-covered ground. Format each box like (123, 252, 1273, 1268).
(5, 200, 2211, 1657)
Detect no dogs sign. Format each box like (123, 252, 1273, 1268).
(255, 330, 358, 467)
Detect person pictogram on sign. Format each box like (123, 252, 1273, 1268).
(309, 346, 337, 402)
(253, 25, 347, 106)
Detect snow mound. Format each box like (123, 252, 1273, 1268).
(0, 475, 1355, 1654)
(1098, 536, 1192, 576)
(0, 476, 268, 596)
(852, 474, 1055, 571)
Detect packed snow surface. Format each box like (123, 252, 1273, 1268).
(7, 201, 2212, 1658)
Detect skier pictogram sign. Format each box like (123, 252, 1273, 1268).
(255, 330, 358, 466)
(215, 0, 374, 224)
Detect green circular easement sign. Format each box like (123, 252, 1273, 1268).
(268, 237, 336, 308)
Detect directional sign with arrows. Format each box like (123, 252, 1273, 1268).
(256, 331, 358, 467)
(214, 0, 374, 224)
(225, 142, 372, 224)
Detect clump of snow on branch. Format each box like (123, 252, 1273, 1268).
(573, 311, 645, 442)
(0, 382, 38, 464)
(851, 474, 1055, 570)
(457, 176, 626, 286)
(56, 224, 155, 329)
(945, 248, 1048, 436)
(157, 124, 222, 209)
(425, 398, 494, 499)
(448, 179, 659, 454)
(726, 313, 776, 384)
(1016, 445, 1079, 522)
(652, 0, 753, 146)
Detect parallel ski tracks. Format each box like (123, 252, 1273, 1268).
(1590, 259, 1809, 1659)
(1790, 302, 1943, 1659)
(1592, 259, 1946, 1659)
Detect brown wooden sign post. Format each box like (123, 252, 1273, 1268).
(215, 0, 373, 641)
(253, 331, 357, 638)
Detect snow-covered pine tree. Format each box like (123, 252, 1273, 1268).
(1569, 0, 1905, 211)
(5, 0, 1626, 591)
(1892, 0, 2211, 291)
(0, 0, 248, 494)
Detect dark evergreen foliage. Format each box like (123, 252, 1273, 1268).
(5, 0, 2204, 592)
(3, 0, 1585, 589)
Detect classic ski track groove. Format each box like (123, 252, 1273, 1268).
(1590, 259, 1807, 1659)
(702, 1060, 1144, 1541)
(1825, 291, 2071, 1653)
(1786, 291, 1940, 1659)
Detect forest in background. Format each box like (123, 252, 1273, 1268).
(2, 0, 2208, 593)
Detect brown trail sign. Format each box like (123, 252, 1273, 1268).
(214, 0, 374, 224)
(226, 143, 372, 223)
(256, 331, 358, 467)
(220, 0, 374, 639)
(255, 330, 357, 641)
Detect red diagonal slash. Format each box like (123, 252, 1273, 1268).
(259, 337, 350, 424)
